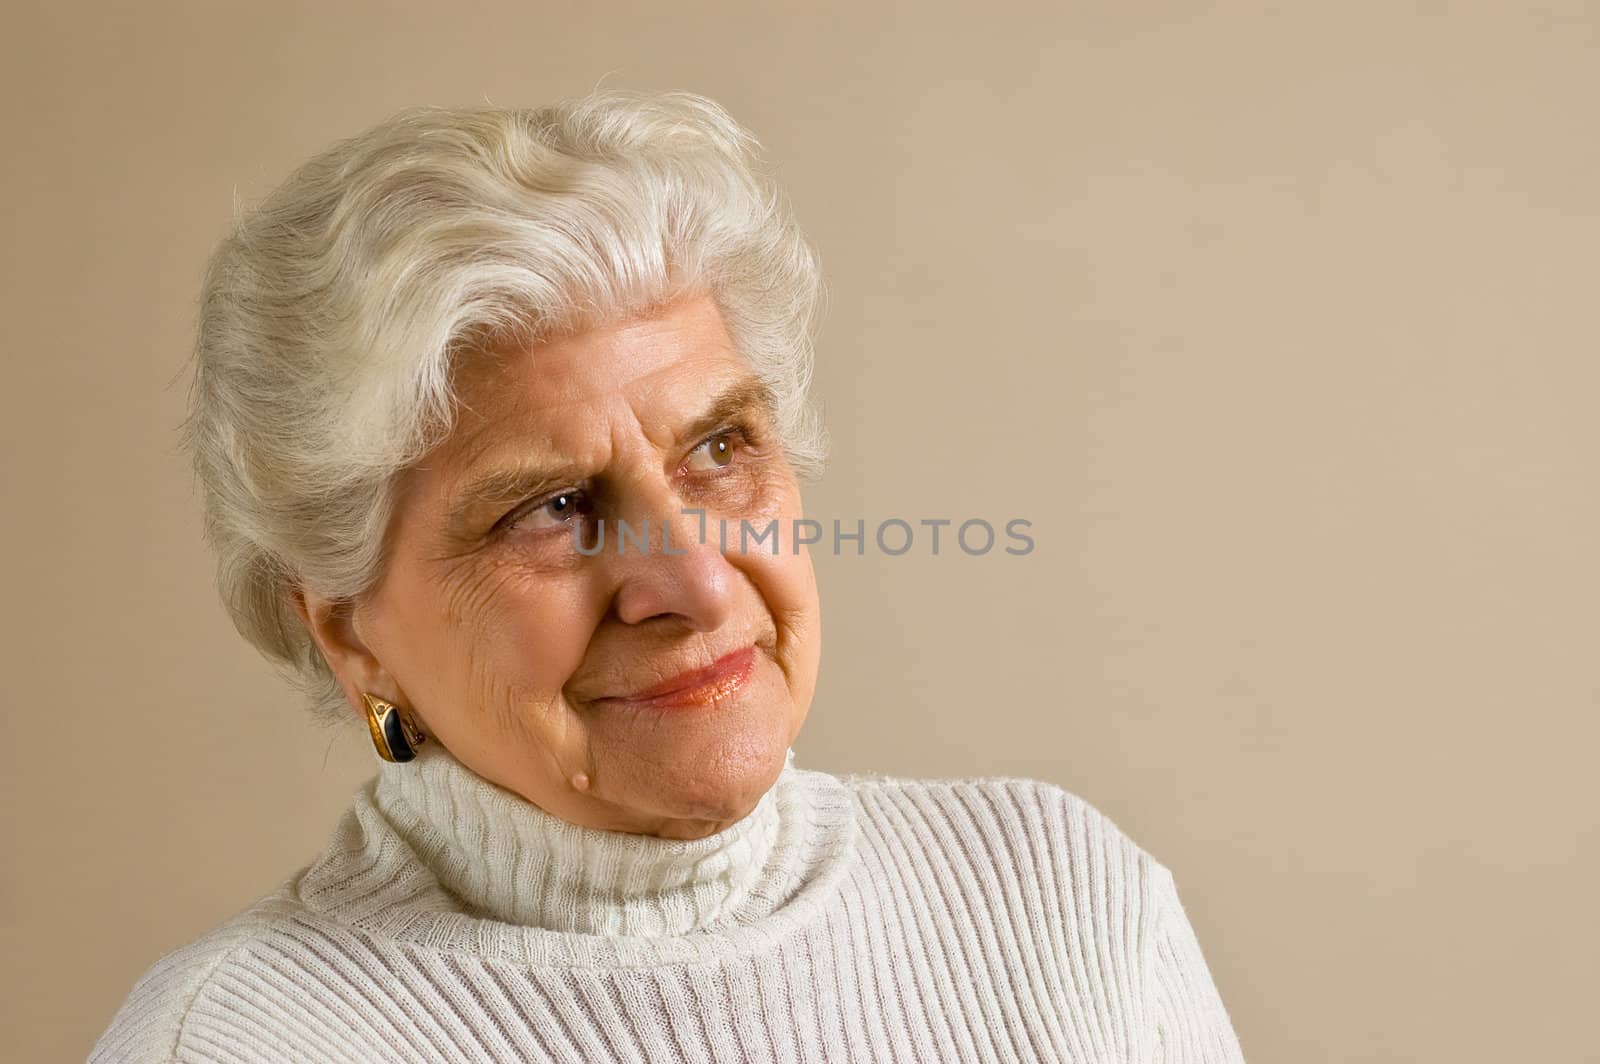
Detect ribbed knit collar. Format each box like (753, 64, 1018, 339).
(371, 741, 789, 937)
(294, 736, 860, 968)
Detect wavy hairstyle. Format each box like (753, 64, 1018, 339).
(182, 90, 828, 721)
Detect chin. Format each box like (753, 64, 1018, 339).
(632, 728, 792, 822)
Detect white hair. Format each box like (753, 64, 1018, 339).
(182, 89, 829, 721)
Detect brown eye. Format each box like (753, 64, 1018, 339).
(689, 431, 738, 471)
(505, 490, 590, 535)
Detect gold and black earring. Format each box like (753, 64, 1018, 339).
(362, 693, 427, 763)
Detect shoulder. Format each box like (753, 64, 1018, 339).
(1142, 855, 1248, 1060)
(835, 770, 1247, 1059)
(89, 890, 306, 1064)
(834, 765, 1160, 877)
(828, 766, 1173, 938)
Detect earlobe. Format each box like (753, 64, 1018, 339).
(292, 586, 401, 712)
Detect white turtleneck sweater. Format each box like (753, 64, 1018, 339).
(92, 744, 1246, 1062)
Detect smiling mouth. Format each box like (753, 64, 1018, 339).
(597, 646, 758, 709)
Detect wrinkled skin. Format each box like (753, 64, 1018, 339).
(298, 293, 821, 839)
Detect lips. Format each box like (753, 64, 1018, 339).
(598, 645, 758, 708)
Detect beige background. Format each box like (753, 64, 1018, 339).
(4, 2, 1597, 1061)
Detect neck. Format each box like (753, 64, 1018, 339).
(371, 742, 792, 937)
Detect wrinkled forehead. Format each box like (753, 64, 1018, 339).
(442, 295, 751, 460)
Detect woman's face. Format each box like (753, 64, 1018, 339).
(306, 293, 821, 839)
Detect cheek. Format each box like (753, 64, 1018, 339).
(469, 578, 601, 706)
(742, 542, 822, 720)
(739, 541, 818, 628)
(729, 480, 821, 671)
(402, 557, 603, 714)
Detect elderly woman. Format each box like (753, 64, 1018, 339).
(93, 90, 1245, 1063)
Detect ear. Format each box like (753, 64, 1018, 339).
(291, 586, 403, 716)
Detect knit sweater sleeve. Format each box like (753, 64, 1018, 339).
(89, 899, 284, 1064)
(1143, 860, 1247, 1063)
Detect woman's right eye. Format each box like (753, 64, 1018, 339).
(505, 491, 589, 535)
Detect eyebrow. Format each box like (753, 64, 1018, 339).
(444, 376, 778, 537)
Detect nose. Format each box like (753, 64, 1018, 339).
(604, 480, 738, 632)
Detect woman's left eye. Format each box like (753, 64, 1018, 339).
(686, 430, 740, 472)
